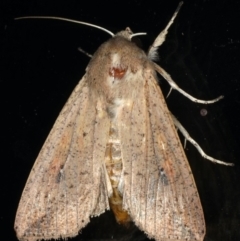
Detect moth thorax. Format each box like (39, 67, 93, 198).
(108, 53, 128, 81)
(109, 66, 128, 79)
(106, 98, 130, 119)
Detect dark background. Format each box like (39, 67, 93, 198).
(2, 0, 240, 240)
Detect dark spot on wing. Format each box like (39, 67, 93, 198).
(160, 167, 168, 185)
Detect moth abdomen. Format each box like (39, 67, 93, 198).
(105, 120, 131, 224)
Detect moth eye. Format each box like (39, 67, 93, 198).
(109, 67, 127, 79)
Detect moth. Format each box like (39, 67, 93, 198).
(14, 2, 233, 241)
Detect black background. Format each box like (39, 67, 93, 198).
(2, 0, 240, 240)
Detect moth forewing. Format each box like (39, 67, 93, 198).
(14, 76, 111, 240)
(117, 61, 205, 240)
(148, 75, 205, 240)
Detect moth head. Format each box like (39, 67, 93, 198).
(115, 27, 146, 41)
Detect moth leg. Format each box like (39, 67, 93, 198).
(171, 113, 234, 166)
(148, 1, 183, 60)
(78, 47, 93, 58)
(154, 63, 224, 104)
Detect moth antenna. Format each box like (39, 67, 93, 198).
(14, 16, 115, 37)
(148, 1, 183, 60)
(154, 63, 224, 104)
(130, 32, 147, 38)
(171, 114, 234, 166)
